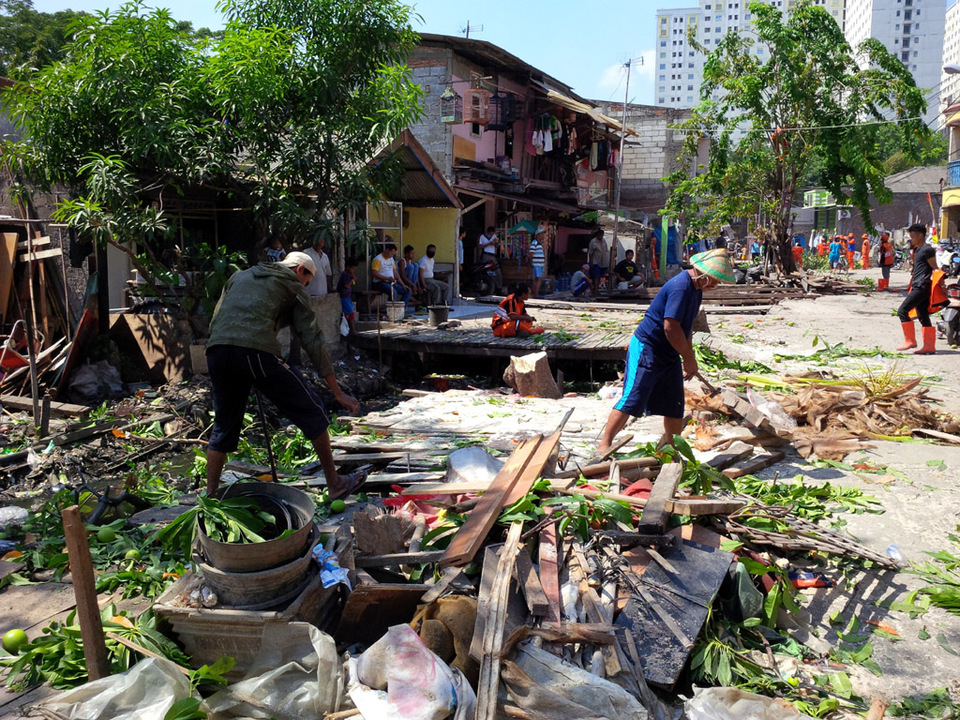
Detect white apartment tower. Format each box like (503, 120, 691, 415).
(845, 0, 946, 127)
(941, 0, 960, 117)
(655, 0, 845, 108)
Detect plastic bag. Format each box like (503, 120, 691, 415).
(340, 315, 350, 337)
(686, 687, 816, 720)
(745, 387, 797, 432)
(205, 622, 342, 718)
(445, 447, 503, 486)
(40, 658, 193, 720)
(348, 624, 475, 720)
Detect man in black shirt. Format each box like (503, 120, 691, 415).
(896, 223, 938, 354)
(614, 249, 644, 289)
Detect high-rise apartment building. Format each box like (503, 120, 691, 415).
(654, 0, 845, 109)
(941, 0, 960, 117)
(845, 0, 946, 127)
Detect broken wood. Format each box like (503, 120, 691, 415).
(420, 566, 468, 604)
(354, 551, 444, 568)
(0, 394, 88, 418)
(635, 463, 684, 534)
(476, 522, 523, 720)
(556, 456, 659, 480)
(439, 436, 542, 568)
(61, 506, 110, 681)
(538, 508, 562, 626)
(721, 448, 786, 479)
(514, 548, 550, 617)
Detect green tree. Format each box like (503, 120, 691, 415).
(0, 0, 87, 76)
(1, 0, 421, 290)
(666, 0, 927, 272)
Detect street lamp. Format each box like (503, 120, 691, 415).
(945, 64, 960, 75)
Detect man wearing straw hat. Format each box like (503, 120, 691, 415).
(205, 251, 364, 499)
(597, 249, 736, 454)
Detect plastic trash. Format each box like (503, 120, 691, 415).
(598, 384, 622, 402)
(349, 623, 475, 720)
(788, 570, 834, 589)
(445, 447, 503, 486)
(205, 622, 341, 718)
(0, 505, 28, 530)
(39, 658, 194, 720)
(313, 545, 352, 590)
(886, 545, 904, 563)
(686, 686, 815, 719)
(746, 387, 797, 432)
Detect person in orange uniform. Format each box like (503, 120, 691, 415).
(877, 232, 893, 291)
(861, 234, 871, 269)
(791, 240, 804, 269)
(846, 234, 856, 270)
(818, 236, 828, 256)
(491, 284, 545, 338)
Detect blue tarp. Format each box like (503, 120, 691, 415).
(507, 220, 540, 236)
(652, 226, 681, 264)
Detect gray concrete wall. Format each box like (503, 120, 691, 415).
(408, 47, 454, 177)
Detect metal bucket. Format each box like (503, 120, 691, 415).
(385, 301, 405, 323)
(428, 305, 450, 326)
(198, 483, 316, 573)
(195, 524, 318, 610)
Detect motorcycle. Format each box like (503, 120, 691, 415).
(936, 242, 960, 278)
(937, 278, 960, 347)
(462, 257, 499, 296)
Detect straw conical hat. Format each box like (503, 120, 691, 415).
(690, 248, 735, 284)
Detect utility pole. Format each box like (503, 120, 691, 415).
(610, 59, 632, 281)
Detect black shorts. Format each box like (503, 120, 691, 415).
(614, 336, 685, 419)
(206, 345, 330, 453)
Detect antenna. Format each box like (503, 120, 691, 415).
(460, 20, 484, 39)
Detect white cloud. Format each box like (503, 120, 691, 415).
(597, 49, 656, 105)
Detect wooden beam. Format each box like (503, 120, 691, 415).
(476, 522, 523, 720)
(17, 247, 63, 263)
(556, 456, 659, 480)
(538, 508, 562, 626)
(635, 463, 684, 534)
(503, 427, 563, 506)
(354, 551, 445, 568)
(439, 436, 542, 568)
(514, 548, 550, 617)
(0, 394, 88, 418)
(61, 506, 110, 681)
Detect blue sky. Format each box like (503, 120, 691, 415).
(30, 0, 697, 104)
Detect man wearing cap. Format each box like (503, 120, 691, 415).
(878, 232, 893, 290)
(861, 234, 871, 270)
(571, 264, 591, 297)
(204, 251, 364, 498)
(896, 223, 938, 354)
(614, 249, 645, 289)
(846, 234, 856, 271)
(597, 249, 735, 454)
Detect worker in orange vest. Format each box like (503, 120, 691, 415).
(861, 234, 871, 269)
(878, 232, 893, 291)
(846, 234, 856, 270)
(791, 240, 804, 269)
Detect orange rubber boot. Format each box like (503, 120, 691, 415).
(914, 326, 936, 355)
(896, 322, 917, 350)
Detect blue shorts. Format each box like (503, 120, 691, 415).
(206, 346, 330, 453)
(590, 264, 606, 278)
(614, 336, 685, 419)
(572, 278, 590, 296)
(340, 297, 354, 315)
(532, 264, 544, 279)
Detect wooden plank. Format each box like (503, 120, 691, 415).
(420, 566, 467, 604)
(15, 236, 50, 250)
(699, 440, 754, 470)
(61, 506, 110, 681)
(722, 448, 786, 479)
(599, 432, 634, 460)
(476, 522, 523, 720)
(0, 583, 76, 636)
(503, 428, 563, 506)
(0, 233, 16, 326)
(439, 436, 542, 568)
(665, 497, 747, 516)
(538, 509, 562, 626)
(556, 456, 659, 480)
(335, 583, 432, 647)
(354, 551, 444, 568)
(0, 394, 88, 418)
(635, 463, 684, 534)
(514, 548, 550, 616)
(402, 480, 493, 496)
(17, 247, 62, 263)
(0, 560, 20, 582)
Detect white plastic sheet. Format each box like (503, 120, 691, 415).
(686, 687, 816, 720)
(205, 622, 342, 719)
(39, 658, 193, 720)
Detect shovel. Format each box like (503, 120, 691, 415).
(696, 372, 721, 397)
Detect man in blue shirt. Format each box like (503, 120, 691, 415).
(597, 249, 735, 454)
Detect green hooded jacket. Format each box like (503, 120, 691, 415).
(206, 262, 334, 377)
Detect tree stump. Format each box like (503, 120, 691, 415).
(503, 352, 561, 399)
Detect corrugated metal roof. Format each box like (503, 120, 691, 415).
(370, 130, 463, 208)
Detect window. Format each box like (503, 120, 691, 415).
(660, 63, 666, 69)
(661, 41, 667, 46)
(705, 26, 711, 31)
(896, 10, 900, 15)
(896, 23, 900, 29)
(689, 63, 694, 68)
(659, 75, 665, 80)
(659, 97, 665, 103)
(689, 51, 694, 56)
(705, 38, 711, 44)
(687, 96, 693, 102)
(902, 50, 910, 60)
(688, 73, 694, 79)
(913, 51, 918, 57)
(688, 85, 694, 90)
(758, 47, 764, 54)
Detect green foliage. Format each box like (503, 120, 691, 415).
(624, 435, 731, 496)
(694, 343, 772, 375)
(889, 688, 960, 718)
(2, 0, 423, 285)
(906, 527, 960, 615)
(0, 0, 86, 76)
(732, 474, 882, 522)
(666, 0, 927, 272)
(153, 495, 282, 558)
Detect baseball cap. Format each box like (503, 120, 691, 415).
(280, 251, 317, 276)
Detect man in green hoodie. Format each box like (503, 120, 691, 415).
(205, 251, 364, 498)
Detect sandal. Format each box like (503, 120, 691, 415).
(329, 468, 368, 501)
